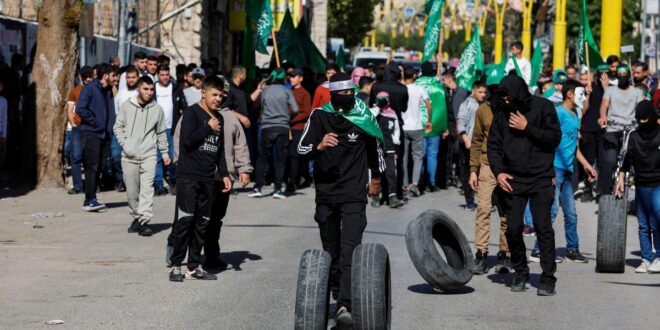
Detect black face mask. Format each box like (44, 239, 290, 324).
(376, 98, 388, 108)
(635, 101, 659, 139)
(331, 92, 355, 112)
(618, 77, 630, 89)
(633, 77, 644, 84)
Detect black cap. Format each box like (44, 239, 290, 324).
(290, 68, 304, 77)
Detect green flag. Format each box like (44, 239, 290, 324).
(577, 0, 602, 68)
(422, 0, 444, 61)
(247, 0, 273, 54)
(415, 75, 448, 136)
(455, 26, 483, 91)
(424, 0, 435, 13)
(296, 18, 327, 73)
(511, 55, 523, 78)
(530, 39, 543, 85)
(320, 98, 384, 145)
(336, 46, 346, 72)
(242, 18, 257, 91)
(271, 9, 306, 69)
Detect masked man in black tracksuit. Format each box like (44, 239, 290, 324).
(298, 73, 385, 325)
(488, 75, 562, 296)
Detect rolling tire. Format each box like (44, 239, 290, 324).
(405, 209, 474, 291)
(294, 249, 331, 330)
(351, 243, 391, 330)
(596, 194, 628, 273)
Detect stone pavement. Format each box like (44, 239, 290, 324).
(0, 186, 658, 329)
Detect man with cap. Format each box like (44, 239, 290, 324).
(248, 68, 299, 199)
(488, 74, 562, 296)
(286, 68, 312, 194)
(543, 70, 568, 105)
(597, 64, 646, 198)
(183, 67, 206, 106)
(298, 72, 385, 325)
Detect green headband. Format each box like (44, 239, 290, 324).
(597, 64, 609, 71)
(271, 70, 285, 80)
(616, 65, 630, 73)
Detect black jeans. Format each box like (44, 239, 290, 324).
(382, 153, 398, 199)
(459, 141, 474, 203)
(170, 177, 215, 269)
(315, 202, 367, 311)
(255, 127, 289, 191)
(580, 131, 601, 195)
(82, 134, 111, 202)
(287, 129, 308, 186)
(204, 185, 231, 260)
(597, 131, 623, 196)
(503, 179, 557, 286)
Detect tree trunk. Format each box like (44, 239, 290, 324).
(33, 0, 81, 188)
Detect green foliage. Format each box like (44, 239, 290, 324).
(329, 0, 380, 47)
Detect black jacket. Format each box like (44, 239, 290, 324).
(487, 75, 562, 183)
(621, 127, 660, 187)
(370, 63, 409, 122)
(297, 109, 385, 204)
(377, 114, 398, 153)
(176, 104, 229, 182)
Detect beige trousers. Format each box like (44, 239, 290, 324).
(475, 164, 509, 253)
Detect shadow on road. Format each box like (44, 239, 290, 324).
(625, 258, 642, 268)
(604, 281, 660, 287)
(407, 283, 475, 295)
(148, 223, 172, 234)
(487, 273, 541, 288)
(225, 223, 406, 237)
(221, 250, 263, 271)
(105, 201, 129, 209)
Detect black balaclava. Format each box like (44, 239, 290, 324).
(635, 100, 659, 139)
(421, 61, 435, 77)
(329, 72, 356, 112)
(617, 65, 631, 90)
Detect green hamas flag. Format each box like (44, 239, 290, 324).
(320, 98, 384, 145)
(425, 0, 434, 13)
(415, 75, 448, 137)
(455, 25, 483, 91)
(577, 0, 602, 68)
(422, 0, 444, 61)
(270, 9, 306, 69)
(530, 39, 543, 85)
(242, 18, 257, 91)
(511, 55, 523, 78)
(246, 0, 273, 55)
(336, 45, 346, 72)
(297, 17, 327, 73)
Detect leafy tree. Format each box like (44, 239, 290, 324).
(329, 0, 380, 47)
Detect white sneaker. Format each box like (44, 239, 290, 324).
(247, 188, 262, 198)
(648, 259, 660, 273)
(635, 260, 651, 273)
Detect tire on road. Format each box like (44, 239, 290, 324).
(405, 209, 474, 291)
(351, 243, 391, 330)
(294, 249, 332, 330)
(596, 194, 628, 273)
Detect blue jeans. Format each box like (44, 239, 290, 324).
(422, 135, 441, 186)
(524, 202, 533, 227)
(533, 167, 580, 251)
(66, 128, 84, 190)
(111, 134, 123, 182)
(635, 185, 660, 262)
(155, 128, 175, 188)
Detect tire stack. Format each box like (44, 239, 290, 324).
(405, 209, 474, 291)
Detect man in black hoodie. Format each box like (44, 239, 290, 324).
(370, 63, 408, 198)
(488, 74, 562, 296)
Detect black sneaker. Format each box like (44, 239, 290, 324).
(473, 250, 489, 275)
(529, 250, 541, 263)
(67, 188, 83, 195)
(389, 195, 404, 208)
(115, 182, 126, 192)
(370, 196, 381, 208)
(155, 186, 168, 196)
(537, 283, 556, 296)
(408, 184, 421, 197)
(565, 249, 588, 263)
(185, 266, 217, 280)
(127, 219, 141, 233)
(428, 185, 440, 192)
(169, 267, 184, 282)
(581, 193, 594, 203)
(510, 276, 528, 292)
(138, 224, 154, 236)
(494, 251, 512, 274)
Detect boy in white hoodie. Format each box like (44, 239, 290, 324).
(113, 76, 170, 236)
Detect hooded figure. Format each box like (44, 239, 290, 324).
(487, 74, 562, 295)
(297, 72, 384, 324)
(617, 100, 660, 272)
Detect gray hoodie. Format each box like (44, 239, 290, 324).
(113, 97, 169, 163)
(457, 96, 480, 141)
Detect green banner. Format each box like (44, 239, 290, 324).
(530, 39, 543, 85)
(455, 26, 483, 91)
(247, 0, 273, 54)
(577, 0, 603, 68)
(422, 0, 444, 61)
(320, 98, 384, 145)
(415, 76, 448, 137)
(336, 45, 346, 72)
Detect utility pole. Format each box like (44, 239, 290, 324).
(117, 0, 128, 65)
(601, 0, 623, 58)
(553, 0, 567, 70)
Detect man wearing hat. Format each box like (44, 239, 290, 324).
(183, 67, 206, 106)
(298, 72, 384, 324)
(597, 64, 646, 197)
(248, 68, 299, 199)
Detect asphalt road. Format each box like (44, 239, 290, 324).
(1, 185, 658, 329)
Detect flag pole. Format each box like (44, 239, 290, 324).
(436, 6, 445, 77)
(271, 29, 281, 68)
(585, 41, 591, 86)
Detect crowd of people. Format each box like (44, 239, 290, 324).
(1, 38, 659, 324)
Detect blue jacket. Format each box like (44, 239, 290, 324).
(77, 80, 115, 138)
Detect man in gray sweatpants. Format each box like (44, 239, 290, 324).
(114, 76, 170, 236)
